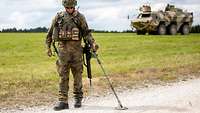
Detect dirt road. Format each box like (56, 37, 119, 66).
(2, 78, 200, 113)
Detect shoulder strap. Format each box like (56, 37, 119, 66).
(72, 11, 82, 28)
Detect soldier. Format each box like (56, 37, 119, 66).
(45, 0, 98, 111)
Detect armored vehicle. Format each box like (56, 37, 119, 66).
(131, 4, 193, 35)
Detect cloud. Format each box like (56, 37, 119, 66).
(0, 0, 61, 30)
(79, 0, 140, 31)
(0, 0, 199, 31)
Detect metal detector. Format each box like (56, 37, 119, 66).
(93, 52, 128, 110)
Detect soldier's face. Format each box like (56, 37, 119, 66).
(65, 7, 75, 14)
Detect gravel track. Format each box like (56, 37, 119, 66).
(1, 78, 200, 113)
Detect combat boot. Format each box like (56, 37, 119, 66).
(74, 98, 82, 108)
(53, 102, 69, 111)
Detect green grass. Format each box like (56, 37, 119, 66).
(0, 33, 200, 107)
(94, 33, 200, 74)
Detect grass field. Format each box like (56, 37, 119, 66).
(0, 33, 200, 107)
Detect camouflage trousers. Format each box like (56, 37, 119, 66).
(56, 41, 83, 103)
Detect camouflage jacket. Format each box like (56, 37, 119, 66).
(46, 10, 95, 49)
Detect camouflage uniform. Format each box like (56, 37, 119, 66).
(46, 10, 95, 103)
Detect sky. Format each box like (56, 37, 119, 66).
(0, 0, 199, 31)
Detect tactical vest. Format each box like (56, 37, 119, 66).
(52, 11, 81, 41)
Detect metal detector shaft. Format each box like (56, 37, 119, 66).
(89, 79, 92, 92)
(93, 53, 124, 108)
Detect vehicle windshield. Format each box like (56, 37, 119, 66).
(141, 14, 151, 18)
(137, 14, 151, 19)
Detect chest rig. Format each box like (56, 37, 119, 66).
(52, 11, 81, 41)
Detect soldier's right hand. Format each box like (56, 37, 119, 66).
(47, 48, 53, 57)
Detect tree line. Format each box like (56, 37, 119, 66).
(0, 25, 200, 33)
(0, 27, 132, 33)
(0, 27, 48, 33)
(190, 25, 200, 33)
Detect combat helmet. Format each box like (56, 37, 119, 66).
(62, 0, 77, 7)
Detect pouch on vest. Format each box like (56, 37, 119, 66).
(54, 28, 80, 41)
(71, 28, 80, 40)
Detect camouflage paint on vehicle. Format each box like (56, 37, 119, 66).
(131, 4, 193, 35)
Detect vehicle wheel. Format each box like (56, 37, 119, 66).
(137, 30, 146, 35)
(169, 24, 177, 35)
(181, 24, 190, 35)
(157, 24, 166, 35)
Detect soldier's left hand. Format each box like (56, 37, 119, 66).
(92, 43, 99, 52)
